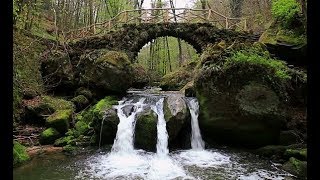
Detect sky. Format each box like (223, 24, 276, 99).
(142, 0, 196, 9)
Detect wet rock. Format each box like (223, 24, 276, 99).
(134, 107, 157, 151)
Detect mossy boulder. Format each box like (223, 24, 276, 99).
(284, 148, 307, 161)
(80, 96, 119, 145)
(164, 95, 190, 146)
(45, 109, 72, 133)
(160, 61, 197, 91)
(132, 63, 149, 88)
(13, 141, 30, 167)
(134, 108, 157, 151)
(39, 128, 61, 145)
(77, 49, 133, 95)
(194, 48, 296, 148)
(71, 95, 89, 111)
(283, 157, 307, 179)
(75, 87, 93, 99)
(23, 96, 74, 125)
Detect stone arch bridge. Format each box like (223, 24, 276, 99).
(67, 8, 257, 60)
(70, 22, 257, 60)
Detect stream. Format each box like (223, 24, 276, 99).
(13, 90, 296, 180)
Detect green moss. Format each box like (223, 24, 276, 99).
(42, 96, 75, 111)
(271, 0, 300, 27)
(75, 121, 90, 135)
(135, 111, 157, 151)
(283, 157, 307, 178)
(63, 145, 77, 153)
(13, 141, 30, 166)
(259, 24, 306, 46)
(54, 136, 75, 147)
(40, 128, 61, 145)
(93, 96, 118, 116)
(225, 47, 291, 80)
(284, 148, 307, 161)
(75, 88, 93, 99)
(71, 95, 89, 104)
(13, 30, 46, 122)
(46, 109, 72, 133)
(160, 68, 192, 90)
(96, 51, 130, 69)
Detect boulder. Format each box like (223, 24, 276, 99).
(87, 96, 119, 145)
(283, 157, 307, 179)
(77, 50, 133, 95)
(71, 95, 89, 111)
(23, 96, 74, 125)
(39, 128, 61, 145)
(134, 107, 157, 151)
(13, 141, 30, 167)
(46, 109, 72, 133)
(164, 94, 190, 146)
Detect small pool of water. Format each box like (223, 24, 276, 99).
(13, 147, 296, 180)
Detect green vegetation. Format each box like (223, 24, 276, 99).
(96, 51, 131, 69)
(46, 109, 73, 133)
(13, 141, 30, 166)
(13, 31, 46, 123)
(42, 96, 75, 111)
(271, 0, 300, 27)
(40, 128, 61, 145)
(225, 47, 291, 80)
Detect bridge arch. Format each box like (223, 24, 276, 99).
(71, 23, 255, 61)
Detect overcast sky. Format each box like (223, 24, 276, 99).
(142, 0, 196, 9)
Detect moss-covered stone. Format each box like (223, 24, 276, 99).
(284, 148, 307, 161)
(194, 47, 298, 148)
(46, 109, 72, 133)
(132, 63, 149, 88)
(24, 96, 75, 125)
(39, 128, 61, 145)
(283, 157, 307, 179)
(76, 96, 119, 145)
(134, 108, 157, 151)
(13, 141, 30, 167)
(160, 61, 197, 91)
(71, 95, 89, 111)
(75, 87, 93, 99)
(78, 49, 133, 94)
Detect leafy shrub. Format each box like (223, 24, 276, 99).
(271, 0, 300, 27)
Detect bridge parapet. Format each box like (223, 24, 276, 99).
(66, 8, 247, 40)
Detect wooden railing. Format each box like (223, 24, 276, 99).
(66, 8, 247, 40)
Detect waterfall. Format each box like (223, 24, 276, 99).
(111, 98, 146, 153)
(151, 98, 169, 156)
(186, 98, 205, 150)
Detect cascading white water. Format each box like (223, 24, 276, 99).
(151, 98, 169, 156)
(187, 98, 205, 150)
(111, 98, 146, 153)
(76, 93, 293, 180)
